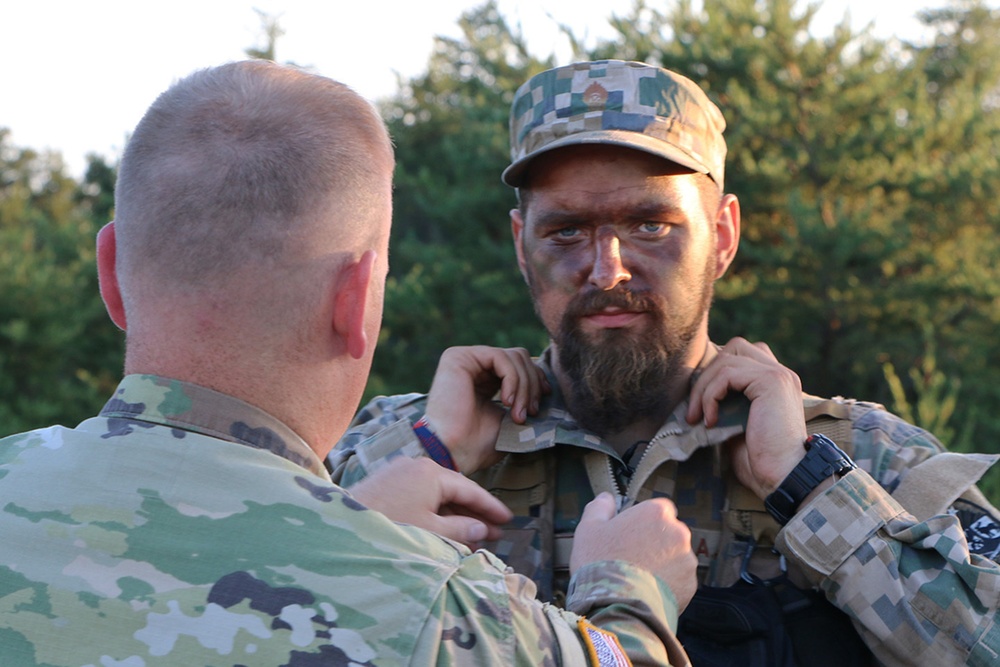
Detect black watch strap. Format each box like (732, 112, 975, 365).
(764, 434, 857, 526)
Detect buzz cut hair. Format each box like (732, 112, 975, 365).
(113, 60, 393, 298)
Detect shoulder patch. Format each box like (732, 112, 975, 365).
(578, 618, 633, 667)
(951, 498, 1000, 561)
(965, 513, 1000, 560)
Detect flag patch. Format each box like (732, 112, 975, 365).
(578, 618, 632, 667)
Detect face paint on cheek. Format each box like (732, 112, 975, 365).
(535, 238, 593, 291)
(522, 248, 575, 337)
(524, 248, 575, 299)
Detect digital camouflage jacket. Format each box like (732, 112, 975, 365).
(0, 374, 690, 667)
(330, 345, 1000, 667)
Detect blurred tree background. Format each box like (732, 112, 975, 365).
(0, 133, 122, 433)
(2, 0, 999, 497)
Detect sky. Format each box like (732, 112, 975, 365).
(1, 0, 967, 178)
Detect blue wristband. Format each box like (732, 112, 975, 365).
(413, 416, 458, 472)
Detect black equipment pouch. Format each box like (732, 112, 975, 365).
(676, 572, 874, 667)
(677, 579, 795, 667)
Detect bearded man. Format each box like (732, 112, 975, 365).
(330, 60, 1000, 667)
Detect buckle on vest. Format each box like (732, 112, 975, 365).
(739, 538, 787, 586)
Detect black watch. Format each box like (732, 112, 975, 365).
(764, 434, 856, 526)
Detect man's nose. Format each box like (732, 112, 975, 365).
(588, 233, 631, 290)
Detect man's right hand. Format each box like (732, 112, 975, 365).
(571, 493, 699, 611)
(348, 457, 513, 548)
(424, 346, 549, 474)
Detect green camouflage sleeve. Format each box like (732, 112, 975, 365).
(403, 546, 578, 664)
(410, 549, 686, 665)
(328, 393, 430, 487)
(568, 561, 689, 666)
(777, 406, 1000, 666)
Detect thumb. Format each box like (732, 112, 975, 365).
(579, 492, 617, 525)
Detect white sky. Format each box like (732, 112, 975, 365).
(1, 0, 969, 178)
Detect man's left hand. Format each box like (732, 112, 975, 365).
(687, 337, 808, 500)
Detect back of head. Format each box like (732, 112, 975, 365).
(113, 60, 393, 322)
(502, 60, 727, 192)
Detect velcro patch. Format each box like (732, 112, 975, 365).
(690, 528, 721, 567)
(578, 618, 633, 667)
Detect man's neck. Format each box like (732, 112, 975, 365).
(125, 347, 352, 462)
(601, 418, 668, 456)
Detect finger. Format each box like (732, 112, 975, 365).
(687, 353, 732, 424)
(688, 352, 767, 426)
(470, 347, 506, 401)
(720, 336, 777, 364)
(427, 514, 494, 546)
(578, 492, 617, 527)
(497, 349, 531, 422)
(499, 347, 542, 423)
(632, 496, 680, 521)
(699, 372, 742, 427)
(688, 364, 735, 427)
(508, 347, 546, 421)
(687, 372, 707, 424)
(439, 504, 508, 542)
(510, 348, 541, 419)
(525, 352, 551, 415)
(428, 345, 490, 408)
(435, 469, 514, 526)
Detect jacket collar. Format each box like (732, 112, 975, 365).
(100, 374, 330, 479)
(495, 343, 749, 463)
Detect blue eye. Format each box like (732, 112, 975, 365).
(639, 222, 667, 234)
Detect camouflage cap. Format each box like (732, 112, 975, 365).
(502, 60, 727, 189)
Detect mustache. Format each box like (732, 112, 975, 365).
(563, 288, 664, 320)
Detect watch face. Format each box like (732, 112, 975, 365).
(808, 434, 856, 472)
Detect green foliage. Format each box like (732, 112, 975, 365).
(367, 2, 554, 397)
(882, 326, 963, 445)
(0, 131, 122, 435)
(882, 325, 1000, 499)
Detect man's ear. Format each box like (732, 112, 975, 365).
(511, 208, 530, 285)
(97, 222, 127, 331)
(714, 194, 741, 279)
(332, 250, 377, 360)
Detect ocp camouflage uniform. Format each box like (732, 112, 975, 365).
(0, 374, 689, 666)
(330, 345, 1000, 666)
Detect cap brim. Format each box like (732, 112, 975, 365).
(501, 129, 711, 187)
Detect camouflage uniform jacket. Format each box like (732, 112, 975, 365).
(0, 374, 691, 667)
(330, 345, 1000, 667)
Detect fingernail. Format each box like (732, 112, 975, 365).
(468, 523, 488, 542)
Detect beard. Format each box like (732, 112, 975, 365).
(550, 274, 715, 437)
